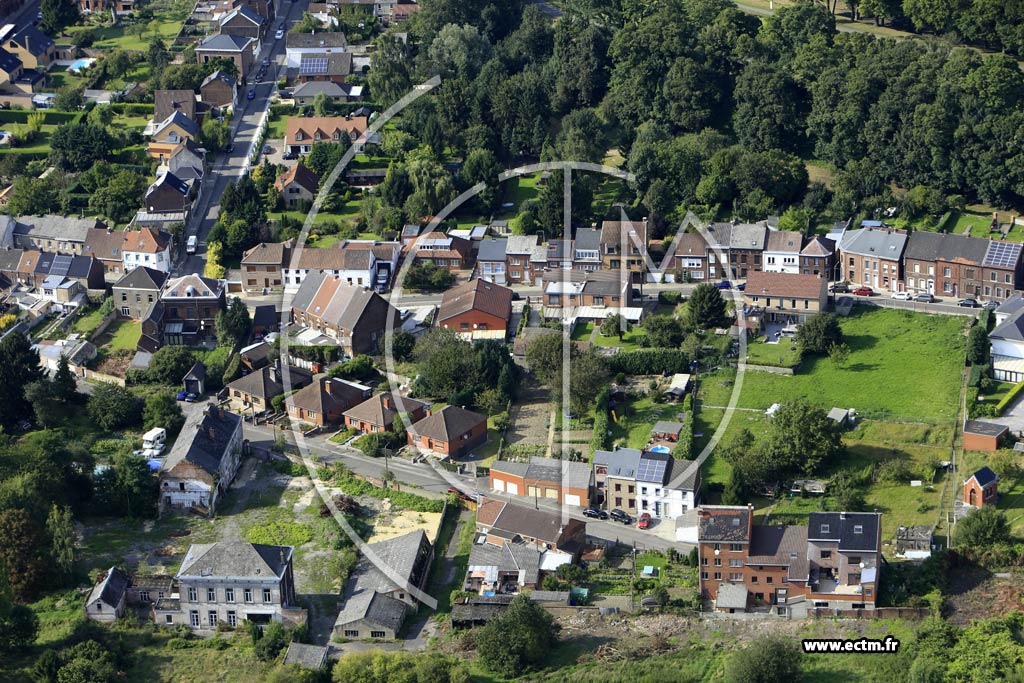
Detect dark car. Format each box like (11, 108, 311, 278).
(914, 293, 936, 303)
(853, 286, 874, 296)
(715, 280, 731, 290)
(582, 508, 608, 520)
(247, 88, 255, 100)
(176, 390, 189, 401)
(609, 508, 632, 525)
(958, 298, 980, 308)
(736, 283, 746, 291)
(282, 151, 298, 160)
(829, 282, 851, 293)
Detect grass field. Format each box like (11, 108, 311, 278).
(71, 306, 105, 336)
(736, 307, 967, 422)
(96, 319, 142, 351)
(743, 336, 802, 368)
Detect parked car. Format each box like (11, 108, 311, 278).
(247, 88, 255, 100)
(914, 293, 936, 303)
(583, 508, 608, 520)
(736, 283, 746, 291)
(262, 57, 270, 67)
(852, 287, 874, 296)
(715, 280, 731, 290)
(176, 390, 189, 401)
(829, 282, 851, 293)
(275, 28, 285, 40)
(282, 151, 298, 160)
(262, 144, 272, 154)
(891, 291, 911, 300)
(609, 508, 632, 525)
(637, 512, 652, 529)
(957, 298, 980, 308)
(983, 300, 1000, 309)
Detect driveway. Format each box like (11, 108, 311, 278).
(978, 392, 1024, 436)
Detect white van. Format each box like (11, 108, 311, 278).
(186, 235, 198, 254)
(143, 427, 166, 450)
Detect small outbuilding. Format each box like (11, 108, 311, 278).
(895, 525, 933, 559)
(183, 360, 206, 395)
(283, 642, 329, 670)
(85, 567, 130, 623)
(714, 582, 748, 613)
(963, 420, 1009, 452)
(964, 466, 999, 508)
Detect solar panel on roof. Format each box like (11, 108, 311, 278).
(985, 241, 1022, 268)
(50, 254, 73, 276)
(637, 457, 667, 483)
(300, 57, 328, 74)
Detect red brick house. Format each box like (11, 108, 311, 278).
(963, 466, 999, 508)
(437, 279, 512, 341)
(962, 420, 1009, 452)
(476, 499, 587, 554)
(489, 456, 592, 508)
(412, 231, 471, 270)
(286, 376, 371, 427)
(407, 405, 488, 459)
(343, 393, 428, 435)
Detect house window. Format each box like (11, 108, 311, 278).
(344, 629, 359, 637)
(853, 525, 863, 534)
(139, 591, 150, 602)
(208, 611, 217, 627)
(263, 589, 272, 603)
(207, 588, 215, 601)
(766, 577, 773, 584)
(714, 558, 722, 566)
(165, 614, 173, 624)
(730, 543, 742, 552)
(244, 589, 253, 603)
(849, 556, 862, 565)
(713, 572, 721, 580)
(729, 559, 742, 567)
(701, 571, 709, 580)
(225, 588, 235, 603)
(820, 524, 829, 534)
(188, 587, 197, 602)
(371, 631, 386, 639)
(227, 611, 237, 627)
(189, 610, 200, 627)
(729, 572, 743, 581)
(820, 550, 832, 559)
(750, 576, 758, 583)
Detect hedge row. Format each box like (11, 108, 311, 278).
(658, 291, 683, 305)
(969, 363, 992, 388)
(995, 380, 1024, 415)
(109, 103, 155, 115)
(0, 110, 78, 124)
(589, 387, 611, 455)
(333, 473, 444, 513)
(606, 348, 692, 375)
(286, 345, 342, 363)
(673, 393, 695, 460)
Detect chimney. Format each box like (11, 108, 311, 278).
(208, 426, 216, 441)
(269, 360, 280, 383)
(324, 378, 332, 395)
(382, 394, 392, 410)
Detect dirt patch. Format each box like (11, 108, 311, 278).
(365, 500, 443, 544)
(507, 385, 551, 448)
(945, 564, 1024, 626)
(96, 349, 132, 376)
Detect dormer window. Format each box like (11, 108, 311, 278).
(314, 132, 321, 141)
(332, 131, 340, 140)
(296, 131, 303, 141)
(732, 518, 740, 526)
(853, 525, 863, 534)
(820, 524, 829, 534)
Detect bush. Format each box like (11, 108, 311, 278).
(995, 380, 1024, 415)
(333, 473, 444, 512)
(244, 521, 313, 547)
(607, 349, 692, 375)
(590, 388, 611, 454)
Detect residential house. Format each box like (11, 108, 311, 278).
(903, 230, 1022, 301)
(542, 269, 632, 311)
(159, 273, 226, 345)
(196, 34, 256, 79)
(241, 0, 275, 22)
(437, 278, 512, 341)
(83, 227, 127, 280)
(697, 505, 883, 614)
(282, 240, 400, 292)
(763, 230, 804, 274)
(12, 215, 100, 254)
(274, 163, 319, 209)
(4, 25, 56, 70)
(219, 5, 266, 40)
(412, 231, 471, 270)
(343, 392, 428, 435)
(164, 138, 206, 182)
(670, 232, 709, 282)
(593, 447, 699, 519)
(294, 50, 352, 84)
(159, 540, 302, 630)
(401, 223, 422, 249)
(989, 308, 1024, 381)
(290, 272, 398, 355)
(407, 405, 488, 458)
(159, 405, 243, 515)
(292, 79, 362, 105)
(285, 31, 348, 68)
(154, 89, 198, 124)
(964, 466, 999, 507)
(285, 376, 371, 427)
(505, 235, 540, 285)
(0, 249, 105, 291)
(331, 590, 406, 641)
(838, 226, 907, 293)
(743, 271, 828, 325)
(85, 567, 131, 623)
(702, 222, 733, 280)
(545, 239, 572, 270)
(800, 235, 835, 278)
(113, 266, 167, 319)
(476, 499, 587, 554)
(239, 340, 272, 372)
(241, 240, 293, 293)
(895, 525, 933, 559)
(572, 228, 601, 272)
(34, 336, 96, 373)
(148, 113, 199, 162)
(226, 360, 313, 415)
(200, 69, 237, 109)
(122, 227, 173, 273)
(489, 456, 593, 507)
(476, 238, 507, 284)
(463, 540, 541, 595)
(962, 419, 1009, 452)
(726, 222, 769, 279)
(79, 0, 135, 14)
(600, 220, 648, 282)
(284, 115, 378, 154)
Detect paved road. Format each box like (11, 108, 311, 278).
(844, 294, 983, 317)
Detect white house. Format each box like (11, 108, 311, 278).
(763, 230, 803, 275)
(159, 405, 243, 515)
(990, 306, 1024, 381)
(593, 448, 700, 521)
(282, 241, 400, 293)
(122, 228, 173, 274)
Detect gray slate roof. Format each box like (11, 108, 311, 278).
(807, 512, 881, 552)
(87, 566, 130, 607)
(991, 309, 1024, 342)
(162, 406, 241, 477)
(113, 266, 166, 291)
(593, 447, 642, 478)
(729, 222, 768, 250)
(491, 456, 591, 490)
(283, 642, 329, 669)
(698, 506, 751, 543)
(198, 33, 254, 52)
(177, 540, 293, 579)
(467, 540, 541, 586)
(334, 589, 407, 632)
(839, 228, 907, 260)
(573, 228, 601, 253)
(352, 530, 432, 596)
(14, 214, 97, 242)
(904, 230, 989, 264)
(477, 237, 507, 262)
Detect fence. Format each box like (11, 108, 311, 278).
(809, 606, 929, 619)
(87, 309, 119, 343)
(80, 368, 126, 387)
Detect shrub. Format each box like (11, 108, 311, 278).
(244, 521, 313, 547)
(995, 380, 1024, 415)
(607, 349, 692, 375)
(334, 473, 444, 512)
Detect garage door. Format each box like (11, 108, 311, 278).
(545, 488, 558, 499)
(493, 479, 505, 492)
(507, 483, 519, 496)
(564, 494, 581, 507)
(527, 486, 539, 497)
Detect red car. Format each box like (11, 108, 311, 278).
(637, 512, 652, 529)
(853, 287, 874, 296)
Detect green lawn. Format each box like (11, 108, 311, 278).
(736, 307, 967, 422)
(65, 0, 188, 52)
(950, 209, 1000, 236)
(71, 306, 105, 336)
(743, 336, 802, 368)
(96, 319, 141, 351)
(570, 321, 594, 341)
(592, 326, 645, 351)
(613, 393, 685, 450)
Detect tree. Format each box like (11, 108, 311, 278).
(87, 384, 142, 431)
(216, 297, 252, 347)
(733, 62, 804, 153)
(46, 505, 74, 585)
(390, 328, 416, 362)
(477, 594, 559, 677)
(40, 0, 79, 34)
(475, 387, 506, 415)
(147, 38, 171, 75)
(641, 315, 686, 348)
(93, 453, 158, 518)
(722, 467, 750, 505)
(601, 313, 628, 340)
(305, 141, 348, 181)
(828, 341, 851, 368)
(147, 346, 196, 385)
(796, 312, 843, 355)
(200, 118, 231, 152)
(428, 23, 492, 79)
(968, 324, 989, 365)
(760, 400, 844, 476)
(568, 350, 609, 416)
(405, 260, 455, 292)
(24, 380, 64, 428)
(726, 635, 803, 683)
(414, 328, 475, 400)
(143, 392, 185, 436)
(49, 123, 116, 172)
(52, 86, 84, 112)
(312, 91, 331, 117)
(0, 332, 44, 430)
(291, 11, 321, 33)
(956, 506, 1010, 548)
(52, 354, 77, 403)
(367, 34, 411, 107)
(687, 283, 729, 329)
(0, 602, 37, 654)
(88, 170, 147, 223)
(525, 331, 563, 388)
(253, 621, 289, 661)
(0, 510, 47, 601)
(5, 176, 60, 216)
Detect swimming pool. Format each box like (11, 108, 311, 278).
(649, 445, 671, 454)
(67, 58, 94, 73)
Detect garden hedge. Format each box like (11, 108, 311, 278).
(606, 349, 692, 375)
